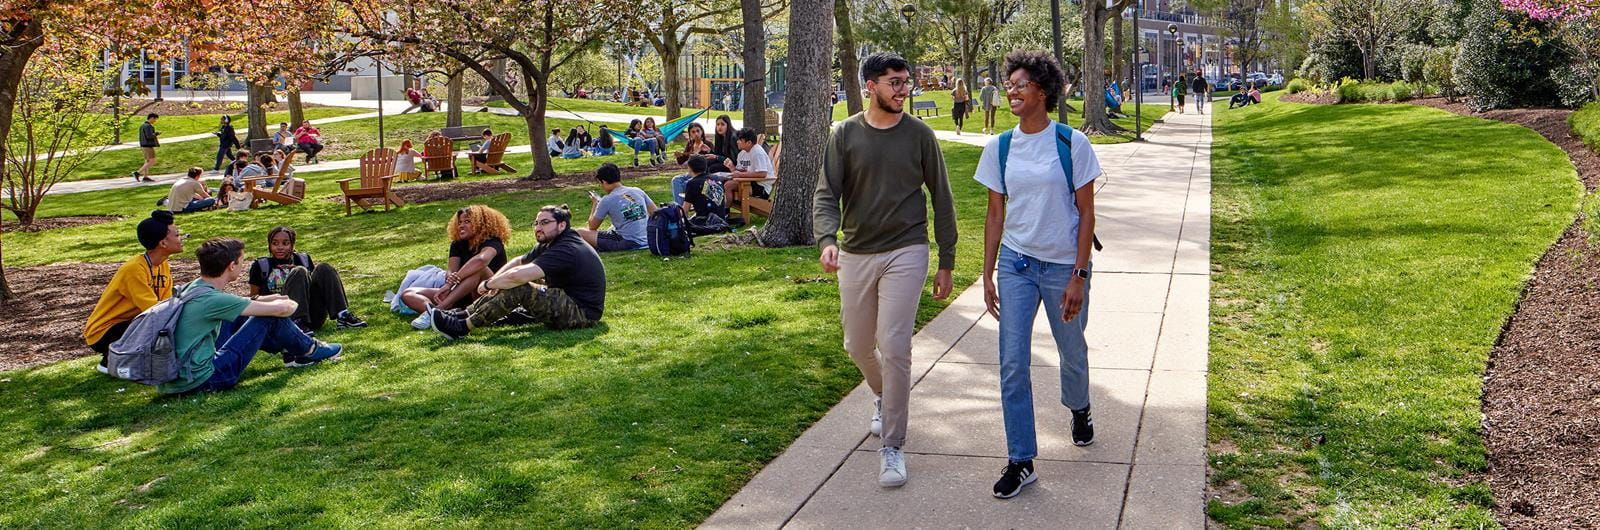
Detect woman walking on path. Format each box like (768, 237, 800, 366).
(1172, 73, 1187, 114)
(951, 78, 971, 135)
(213, 116, 241, 173)
(975, 50, 1105, 500)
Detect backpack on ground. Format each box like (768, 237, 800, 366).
(686, 213, 732, 237)
(997, 122, 1105, 252)
(647, 205, 693, 256)
(106, 282, 215, 386)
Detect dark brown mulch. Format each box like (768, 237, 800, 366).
(1409, 97, 1600, 527)
(0, 260, 250, 373)
(0, 215, 123, 233)
(321, 165, 674, 206)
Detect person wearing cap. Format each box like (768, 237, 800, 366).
(83, 210, 184, 374)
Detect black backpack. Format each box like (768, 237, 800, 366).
(647, 205, 693, 256)
(686, 213, 732, 237)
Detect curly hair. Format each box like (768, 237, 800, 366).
(1004, 50, 1067, 113)
(448, 205, 512, 250)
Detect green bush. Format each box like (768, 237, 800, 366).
(1554, 63, 1599, 108)
(1453, 0, 1568, 110)
(1424, 45, 1460, 101)
(1398, 43, 1432, 83)
(1390, 81, 1417, 101)
(1287, 78, 1313, 94)
(1574, 101, 1600, 153)
(1331, 80, 1434, 103)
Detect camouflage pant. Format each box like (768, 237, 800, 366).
(465, 284, 594, 330)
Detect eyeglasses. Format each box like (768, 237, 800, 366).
(1002, 80, 1037, 93)
(874, 78, 913, 92)
(534, 219, 558, 227)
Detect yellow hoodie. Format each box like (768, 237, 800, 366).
(83, 254, 171, 345)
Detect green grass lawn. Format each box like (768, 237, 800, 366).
(111, 107, 371, 143)
(0, 140, 997, 526)
(1206, 93, 1581, 526)
(490, 97, 669, 118)
(830, 91, 1168, 144)
(58, 114, 633, 184)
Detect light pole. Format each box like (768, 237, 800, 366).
(900, 3, 917, 108)
(1133, 2, 1142, 141)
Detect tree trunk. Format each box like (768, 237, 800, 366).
(447, 69, 464, 127)
(836, 0, 863, 116)
(0, 233, 11, 301)
(287, 85, 305, 127)
(246, 81, 271, 141)
(662, 41, 683, 121)
(1113, 13, 1124, 90)
(487, 58, 507, 97)
(0, 21, 42, 302)
(1080, 5, 1123, 134)
(756, 0, 832, 247)
(522, 70, 557, 180)
(741, 0, 768, 133)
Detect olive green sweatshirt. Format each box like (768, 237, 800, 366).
(813, 113, 958, 270)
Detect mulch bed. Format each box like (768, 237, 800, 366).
(0, 260, 249, 373)
(0, 215, 122, 233)
(322, 164, 674, 206)
(1406, 97, 1600, 527)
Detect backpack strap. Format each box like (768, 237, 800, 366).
(255, 257, 273, 278)
(997, 129, 1014, 195)
(295, 252, 311, 270)
(1053, 122, 1104, 252)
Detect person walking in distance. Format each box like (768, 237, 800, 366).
(134, 113, 160, 182)
(813, 51, 958, 488)
(1190, 70, 1209, 114)
(976, 50, 1104, 499)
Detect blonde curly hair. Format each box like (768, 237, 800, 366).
(447, 204, 512, 250)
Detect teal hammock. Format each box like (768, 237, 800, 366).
(603, 107, 712, 144)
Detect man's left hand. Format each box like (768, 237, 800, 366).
(932, 269, 953, 300)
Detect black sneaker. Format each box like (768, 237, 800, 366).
(429, 307, 470, 340)
(334, 310, 368, 329)
(132, 171, 141, 182)
(294, 318, 317, 337)
(155, 197, 167, 207)
(1071, 406, 1095, 447)
(992, 460, 1036, 499)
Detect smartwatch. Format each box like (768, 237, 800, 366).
(1073, 268, 1091, 280)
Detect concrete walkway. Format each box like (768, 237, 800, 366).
(702, 109, 1212, 529)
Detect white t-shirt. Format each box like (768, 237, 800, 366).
(972, 121, 1102, 265)
(736, 144, 775, 194)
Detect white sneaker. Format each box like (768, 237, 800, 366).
(96, 363, 109, 375)
(410, 303, 434, 330)
(870, 398, 883, 437)
(879, 446, 907, 487)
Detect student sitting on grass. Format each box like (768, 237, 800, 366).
(84, 210, 181, 375)
(427, 204, 606, 340)
(400, 205, 512, 330)
(159, 237, 344, 395)
(567, 126, 594, 153)
(167, 167, 217, 214)
(681, 156, 729, 220)
(395, 139, 421, 181)
(547, 128, 566, 157)
(248, 226, 368, 334)
(578, 163, 657, 252)
(592, 126, 616, 156)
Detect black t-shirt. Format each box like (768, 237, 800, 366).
(684, 174, 728, 218)
(522, 230, 606, 321)
(450, 237, 507, 274)
(248, 252, 313, 293)
(597, 132, 614, 148)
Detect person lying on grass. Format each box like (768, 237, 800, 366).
(84, 210, 181, 375)
(400, 204, 512, 330)
(578, 163, 657, 252)
(427, 204, 606, 340)
(160, 237, 344, 396)
(248, 226, 368, 334)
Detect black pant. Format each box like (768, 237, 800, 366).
(953, 101, 967, 128)
(280, 263, 350, 330)
(214, 144, 236, 171)
(89, 319, 132, 366)
(297, 142, 323, 159)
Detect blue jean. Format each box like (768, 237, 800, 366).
(670, 174, 692, 204)
(630, 138, 659, 156)
(591, 147, 614, 156)
(179, 197, 217, 213)
(193, 316, 316, 391)
(996, 245, 1092, 462)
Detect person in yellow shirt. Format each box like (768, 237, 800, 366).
(84, 210, 184, 374)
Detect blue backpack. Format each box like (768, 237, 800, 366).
(997, 122, 1104, 251)
(647, 205, 693, 256)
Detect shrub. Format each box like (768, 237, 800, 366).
(1287, 78, 1313, 94)
(1424, 45, 1460, 101)
(1554, 63, 1599, 108)
(1453, 0, 1567, 111)
(1399, 44, 1431, 83)
(1390, 81, 1416, 101)
(1574, 101, 1600, 153)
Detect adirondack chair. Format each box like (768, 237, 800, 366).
(473, 132, 516, 174)
(245, 152, 304, 207)
(727, 143, 779, 219)
(421, 135, 457, 179)
(337, 148, 405, 215)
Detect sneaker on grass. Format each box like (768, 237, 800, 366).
(1072, 406, 1095, 447)
(992, 460, 1036, 499)
(334, 310, 367, 329)
(410, 303, 434, 330)
(284, 341, 343, 368)
(429, 307, 470, 340)
(879, 446, 907, 488)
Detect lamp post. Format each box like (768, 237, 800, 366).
(900, 3, 917, 108)
(1167, 23, 1180, 79)
(375, 56, 386, 149)
(1133, 1, 1142, 141)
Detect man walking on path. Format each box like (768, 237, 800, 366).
(1190, 71, 1209, 114)
(813, 51, 958, 489)
(134, 113, 160, 182)
(980, 77, 999, 135)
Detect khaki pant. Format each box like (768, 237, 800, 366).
(838, 244, 929, 449)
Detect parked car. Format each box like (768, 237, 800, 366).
(1266, 73, 1285, 85)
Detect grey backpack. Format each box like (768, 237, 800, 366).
(107, 282, 214, 385)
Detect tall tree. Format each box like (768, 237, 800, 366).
(346, 0, 632, 180)
(1080, 0, 1138, 134)
(741, 0, 769, 133)
(754, 0, 834, 246)
(836, 0, 865, 115)
(634, 0, 785, 120)
(926, 0, 1022, 92)
(1307, 0, 1431, 79)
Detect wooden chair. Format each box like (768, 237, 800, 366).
(764, 109, 781, 141)
(727, 143, 779, 219)
(337, 148, 405, 215)
(421, 135, 457, 179)
(244, 152, 303, 207)
(475, 132, 516, 174)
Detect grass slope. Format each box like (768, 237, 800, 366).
(830, 91, 1169, 144)
(0, 141, 996, 527)
(1207, 93, 1580, 526)
(112, 107, 371, 143)
(62, 113, 632, 184)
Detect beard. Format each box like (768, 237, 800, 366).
(872, 92, 903, 114)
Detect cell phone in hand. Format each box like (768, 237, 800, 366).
(588, 190, 601, 201)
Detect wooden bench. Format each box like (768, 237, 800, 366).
(337, 148, 404, 215)
(439, 125, 490, 142)
(726, 143, 779, 219)
(911, 100, 940, 117)
(248, 138, 277, 155)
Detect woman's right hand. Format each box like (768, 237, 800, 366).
(983, 275, 1001, 320)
